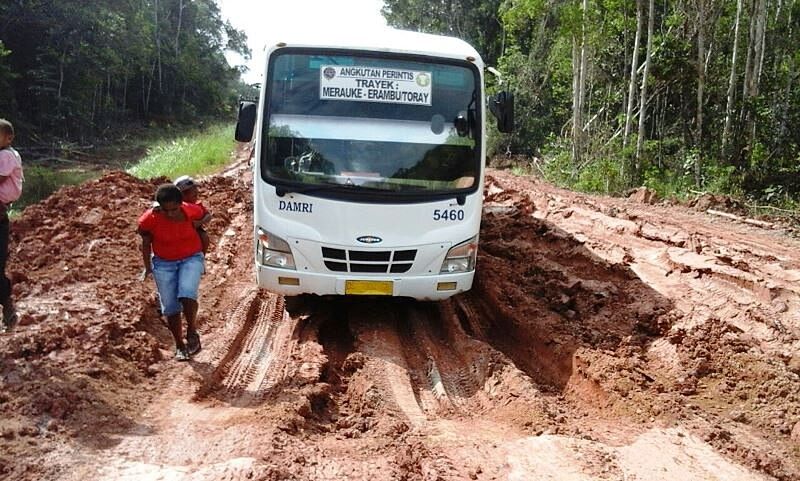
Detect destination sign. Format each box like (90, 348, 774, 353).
(319, 65, 432, 106)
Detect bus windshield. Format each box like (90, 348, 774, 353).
(262, 50, 480, 194)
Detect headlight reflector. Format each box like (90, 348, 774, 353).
(256, 228, 296, 269)
(440, 236, 478, 273)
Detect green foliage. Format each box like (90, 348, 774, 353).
(638, 144, 740, 199)
(513, 0, 796, 203)
(539, 137, 579, 186)
(703, 163, 740, 196)
(539, 143, 626, 195)
(126, 123, 234, 180)
(0, 0, 250, 140)
(382, 0, 504, 64)
(574, 157, 625, 194)
(642, 167, 693, 200)
(539, 134, 744, 201)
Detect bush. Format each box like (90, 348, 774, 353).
(574, 156, 625, 193)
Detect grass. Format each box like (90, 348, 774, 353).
(126, 123, 236, 180)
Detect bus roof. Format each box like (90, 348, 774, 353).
(264, 27, 483, 67)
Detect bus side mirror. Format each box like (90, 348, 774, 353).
(489, 91, 514, 133)
(235, 101, 257, 142)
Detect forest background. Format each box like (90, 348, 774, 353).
(383, 0, 800, 207)
(1, 0, 798, 207)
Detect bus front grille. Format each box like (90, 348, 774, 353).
(322, 248, 416, 274)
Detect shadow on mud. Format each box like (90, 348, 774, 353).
(456, 209, 675, 392)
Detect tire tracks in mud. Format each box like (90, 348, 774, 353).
(486, 171, 800, 351)
(294, 298, 560, 480)
(341, 301, 486, 424)
(99, 157, 640, 479)
(195, 288, 291, 405)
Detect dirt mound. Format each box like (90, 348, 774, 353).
(689, 192, 748, 215)
(0, 170, 247, 478)
(627, 186, 660, 204)
(484, 169, 800, 480)
(0, 172, 156, 475)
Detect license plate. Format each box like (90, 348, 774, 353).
(345, 280, 393, 296)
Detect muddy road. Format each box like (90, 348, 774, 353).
(1, 147, 799, 480)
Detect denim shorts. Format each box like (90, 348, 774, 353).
(151, 252, 204, 316)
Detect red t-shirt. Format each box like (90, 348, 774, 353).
(191, 201, 209, 216)
(138, 203, 205, 260)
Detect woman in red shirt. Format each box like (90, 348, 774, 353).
(138, 184, 207, 361)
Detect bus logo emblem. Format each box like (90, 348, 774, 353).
(323, 67, 336, 80)
(357, 235, 382, 244)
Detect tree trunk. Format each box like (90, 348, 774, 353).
(571, 0, 589, 168)
(778, 61, 796, 142)
(742, 0, 767, 161)
(175, 0, 183, 56)
(754, 0, 767, 89)
(106, 71, 112, 116)
(145, 59, 157, 114)
(635, 0, 655, 179)
(695, 0, 706, 187)
(624, 0, 643, 151)
(57, 49, 66, 109)
(154, 0, 162, 94)
(91, 82, 98, 124)
(778, 9, 795, 142)
(721, 0, 743, 160)
(571, 36, 581, 166)
(122, 74, 128, 114)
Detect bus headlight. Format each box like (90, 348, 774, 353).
(256, 227, 296, 269)
(440, 236, 478, 273)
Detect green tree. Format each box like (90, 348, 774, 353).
(0, 0, 250, 140)
(382, 0, 505, 64)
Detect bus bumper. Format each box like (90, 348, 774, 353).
(256, 265, 474, 301)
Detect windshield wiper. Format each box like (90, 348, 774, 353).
(276, 179, 397, 196)
(275, 179, 444, 197)
(275, 183, 339, 197)
(329, 182, 407, 194)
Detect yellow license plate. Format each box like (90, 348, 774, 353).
(345, 280, 393, 296)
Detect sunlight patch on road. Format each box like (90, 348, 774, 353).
(99, 456, 258, 481)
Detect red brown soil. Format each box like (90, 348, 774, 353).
(1, 149, 799, 480)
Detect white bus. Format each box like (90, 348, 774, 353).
(235, 28, 513, 300)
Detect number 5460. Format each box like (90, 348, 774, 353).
(433, 209, 465, 221)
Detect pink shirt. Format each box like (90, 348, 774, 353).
(0, 147, 23, 205)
